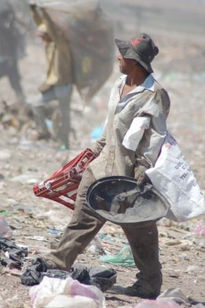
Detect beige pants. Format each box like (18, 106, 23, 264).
(47, 168, 162, 292)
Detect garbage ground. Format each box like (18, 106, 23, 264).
(1, 24, 205, 308)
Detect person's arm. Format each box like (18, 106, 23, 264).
(89, 135, 106, 156)
(123, 89, 170, 184)
(30, 4, 44, 26)
(30, 5, 53, 44)
(40, 9, 64, 45)
(139, 88, 170, 165)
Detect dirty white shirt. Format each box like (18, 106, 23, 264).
(89, 74, 170, 180)
(119, 74, 155, 151)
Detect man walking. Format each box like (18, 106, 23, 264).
(35, 33, 170, 299)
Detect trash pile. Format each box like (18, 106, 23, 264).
(0, 209, 204, 307)
(21, 258, 116, 291)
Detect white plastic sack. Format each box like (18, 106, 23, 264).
(45, 295, 97, 307)
(146, 133, 205, 221)
(30, 276, 105, 308)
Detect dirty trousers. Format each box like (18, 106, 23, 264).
(33, 84, 72, 147)
(47, 168, 162, 291)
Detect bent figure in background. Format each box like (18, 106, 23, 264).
(0, 0, 25, 104)
(30, 4, 73, 147)
(29, 0, 114, 148)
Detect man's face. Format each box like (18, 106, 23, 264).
(117, 53, 136, 74)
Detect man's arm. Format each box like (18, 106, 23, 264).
(123, 89, 170, 184)
(137, 88, 170, 166)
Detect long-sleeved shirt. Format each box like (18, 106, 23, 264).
(89, 74, 170, 179)
(31, 7, 73, 92)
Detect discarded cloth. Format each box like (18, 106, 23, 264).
(21, 258, 117, 292)
(85, 265, 117, 292)
(21, 257, 48, 286)
(0, 236, 28, 269)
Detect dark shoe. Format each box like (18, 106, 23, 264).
(123, 283, 160, 299)
(111, 278, 160, 299)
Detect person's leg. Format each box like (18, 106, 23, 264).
(7, 60, 25, 103)
(121, 222, 162, 298)
(55, 84, 73, 148)
(32, 87, 56, 139)
(46, 168, 106, 270)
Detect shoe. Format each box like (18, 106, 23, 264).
(123, 283, 160, 299)
(111, 279, 160, 299)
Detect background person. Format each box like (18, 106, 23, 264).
(0, 0, 25, 105)
(29, 3, 73, 147)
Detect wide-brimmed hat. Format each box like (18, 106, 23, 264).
(115, 33, 159, 73)
(86, 176, 169, 225)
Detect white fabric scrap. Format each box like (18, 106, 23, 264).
(122, 117, 150, 151)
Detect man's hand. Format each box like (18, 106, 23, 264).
(134, 165, 148, 186)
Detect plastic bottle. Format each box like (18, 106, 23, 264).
(0, 216, 12, 238)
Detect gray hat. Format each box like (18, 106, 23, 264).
(86, 176, 169, 225)
(115, 33, 159, 73)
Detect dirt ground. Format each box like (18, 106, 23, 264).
(1, 2, 205, 307)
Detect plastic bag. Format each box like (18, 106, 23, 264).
(30, 276, 106, 308)
(146, 133, 205, 222)
(100, 245, 135, 267)
(45, 295, 97, 307)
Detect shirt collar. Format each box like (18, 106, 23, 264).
(120, 74, 155, 94)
